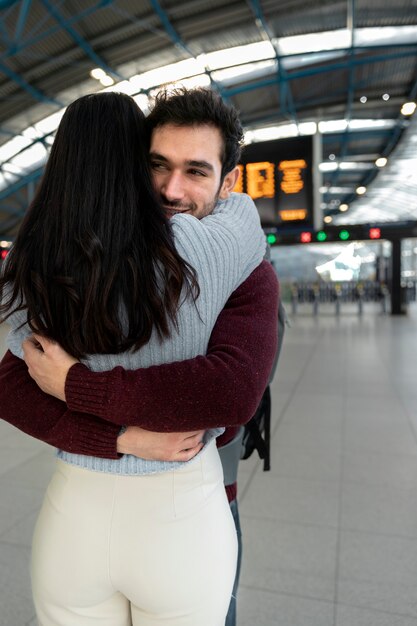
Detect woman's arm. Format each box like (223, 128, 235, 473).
(0, 261, 279, 452)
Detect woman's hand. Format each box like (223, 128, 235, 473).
(22, 334, 78, 401)
(117, 426, 205, 462)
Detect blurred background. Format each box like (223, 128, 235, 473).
(1, 2, 417, 626)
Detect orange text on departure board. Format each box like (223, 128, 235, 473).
(246, 161, 275, 199)
(279, 209, 308, 221)
(278, 159, 307, 194)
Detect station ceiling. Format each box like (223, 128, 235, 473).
(0, 0, 416, 238)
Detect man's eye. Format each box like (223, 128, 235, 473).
(151, 162, 166, 171)
(189, 169, 205, 177)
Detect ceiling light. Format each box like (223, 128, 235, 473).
(318, 120, 348, 133)
(356, 186, 367, 195)
(324, 216, 333, 224)
(360, 96, 367, 103)
(90, 68, 106, 80)
(401, 101, 416, 116)
(100, 75, 114, 87)
(349, 119, 396, 130)
(339, 204, 349, 211)
(319, 162, 338, 172)
(322, 186, 355, 194)
(375, 157, 387, 167)
(382, 93, 390, 101)
(329, 153, 336, 160)
(339, 161, 373, 170)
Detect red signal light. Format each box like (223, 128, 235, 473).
(369, 228, 381, 240)
(1, 249, 8, 260)
(300, 231, 312, 243)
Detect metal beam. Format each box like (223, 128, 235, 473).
(247, 0, 299, 124)
(0, 167, 42, 202)
(149, 0, 192, 55)
(148, 0, 227, 97)
(328, 0, 357, 195)
(39, 0, 122, 79)
(0, 3, 13, 47)
(224, 46, 417, 98)
(322, 129, 392, 141)
(1, 1, 126, 61)
(14, 0, 31, 44)
(0, 57, 58, 104)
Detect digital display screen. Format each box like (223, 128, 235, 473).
(234, 136, 315, 229)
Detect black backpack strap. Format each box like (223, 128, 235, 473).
(243, 386, 271, 471)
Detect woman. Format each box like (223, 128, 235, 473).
(0, 92, 266, 625)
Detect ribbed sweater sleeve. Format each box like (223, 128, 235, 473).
(172, 192, 266, 294)
(0, 262, 279, 456)
(65, 261, 279, 432)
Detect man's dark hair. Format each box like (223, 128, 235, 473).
(147, 87, 244, 180)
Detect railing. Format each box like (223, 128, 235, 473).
(284, 280, 416, 316)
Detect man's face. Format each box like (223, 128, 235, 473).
(149, 123, 239, 220)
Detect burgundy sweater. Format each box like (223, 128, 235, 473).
(0, 261, 279, 502)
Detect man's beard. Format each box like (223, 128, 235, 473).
(161, 193, 219, 219)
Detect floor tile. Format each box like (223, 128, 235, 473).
(240, 517, 338, 601)
(240, 473, 340, 527)
(341, 481, 417, 537)
(336, 604, 417, 626)
(342, 450, 417, 489)
(2, 449, 56, 490)
(269, 444, 341, 483)
(338, 530, 417, 617)
(343, 416, 417, 455)
(237, 587, 334, 626)
(271, 418, 342, 453)
(0, 480, 44, 537)
(0, 542, 35, 626)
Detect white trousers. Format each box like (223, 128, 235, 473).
(31, 441, 237, 626)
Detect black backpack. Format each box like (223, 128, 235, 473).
(240, 299, 288, 471)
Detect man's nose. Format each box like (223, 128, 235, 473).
(161, 172, 185, 202)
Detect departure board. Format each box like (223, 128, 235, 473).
(234, 135, 319, 229)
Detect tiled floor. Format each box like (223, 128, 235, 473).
(1, 304, 417, 626)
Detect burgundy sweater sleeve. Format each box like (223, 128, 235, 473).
(65, 260, 279, 432)
(0, 349, 121, 457)
(0, 260, 279, 456)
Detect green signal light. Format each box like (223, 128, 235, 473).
(317, 231, 327, 242)
(267, 234, 277, 245)
(339, 229, 350, 241)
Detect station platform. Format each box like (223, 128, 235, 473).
(1, 306, 417, 626)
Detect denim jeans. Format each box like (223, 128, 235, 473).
(225, 498, 242, 626)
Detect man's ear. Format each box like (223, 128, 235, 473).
(218, 166, 240, 199)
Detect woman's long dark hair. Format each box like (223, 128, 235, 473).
(0, 92, 199, 358)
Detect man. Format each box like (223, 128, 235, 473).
(0, 87, 279, 625)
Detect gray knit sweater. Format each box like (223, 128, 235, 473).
(6, 192, 266, 475)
